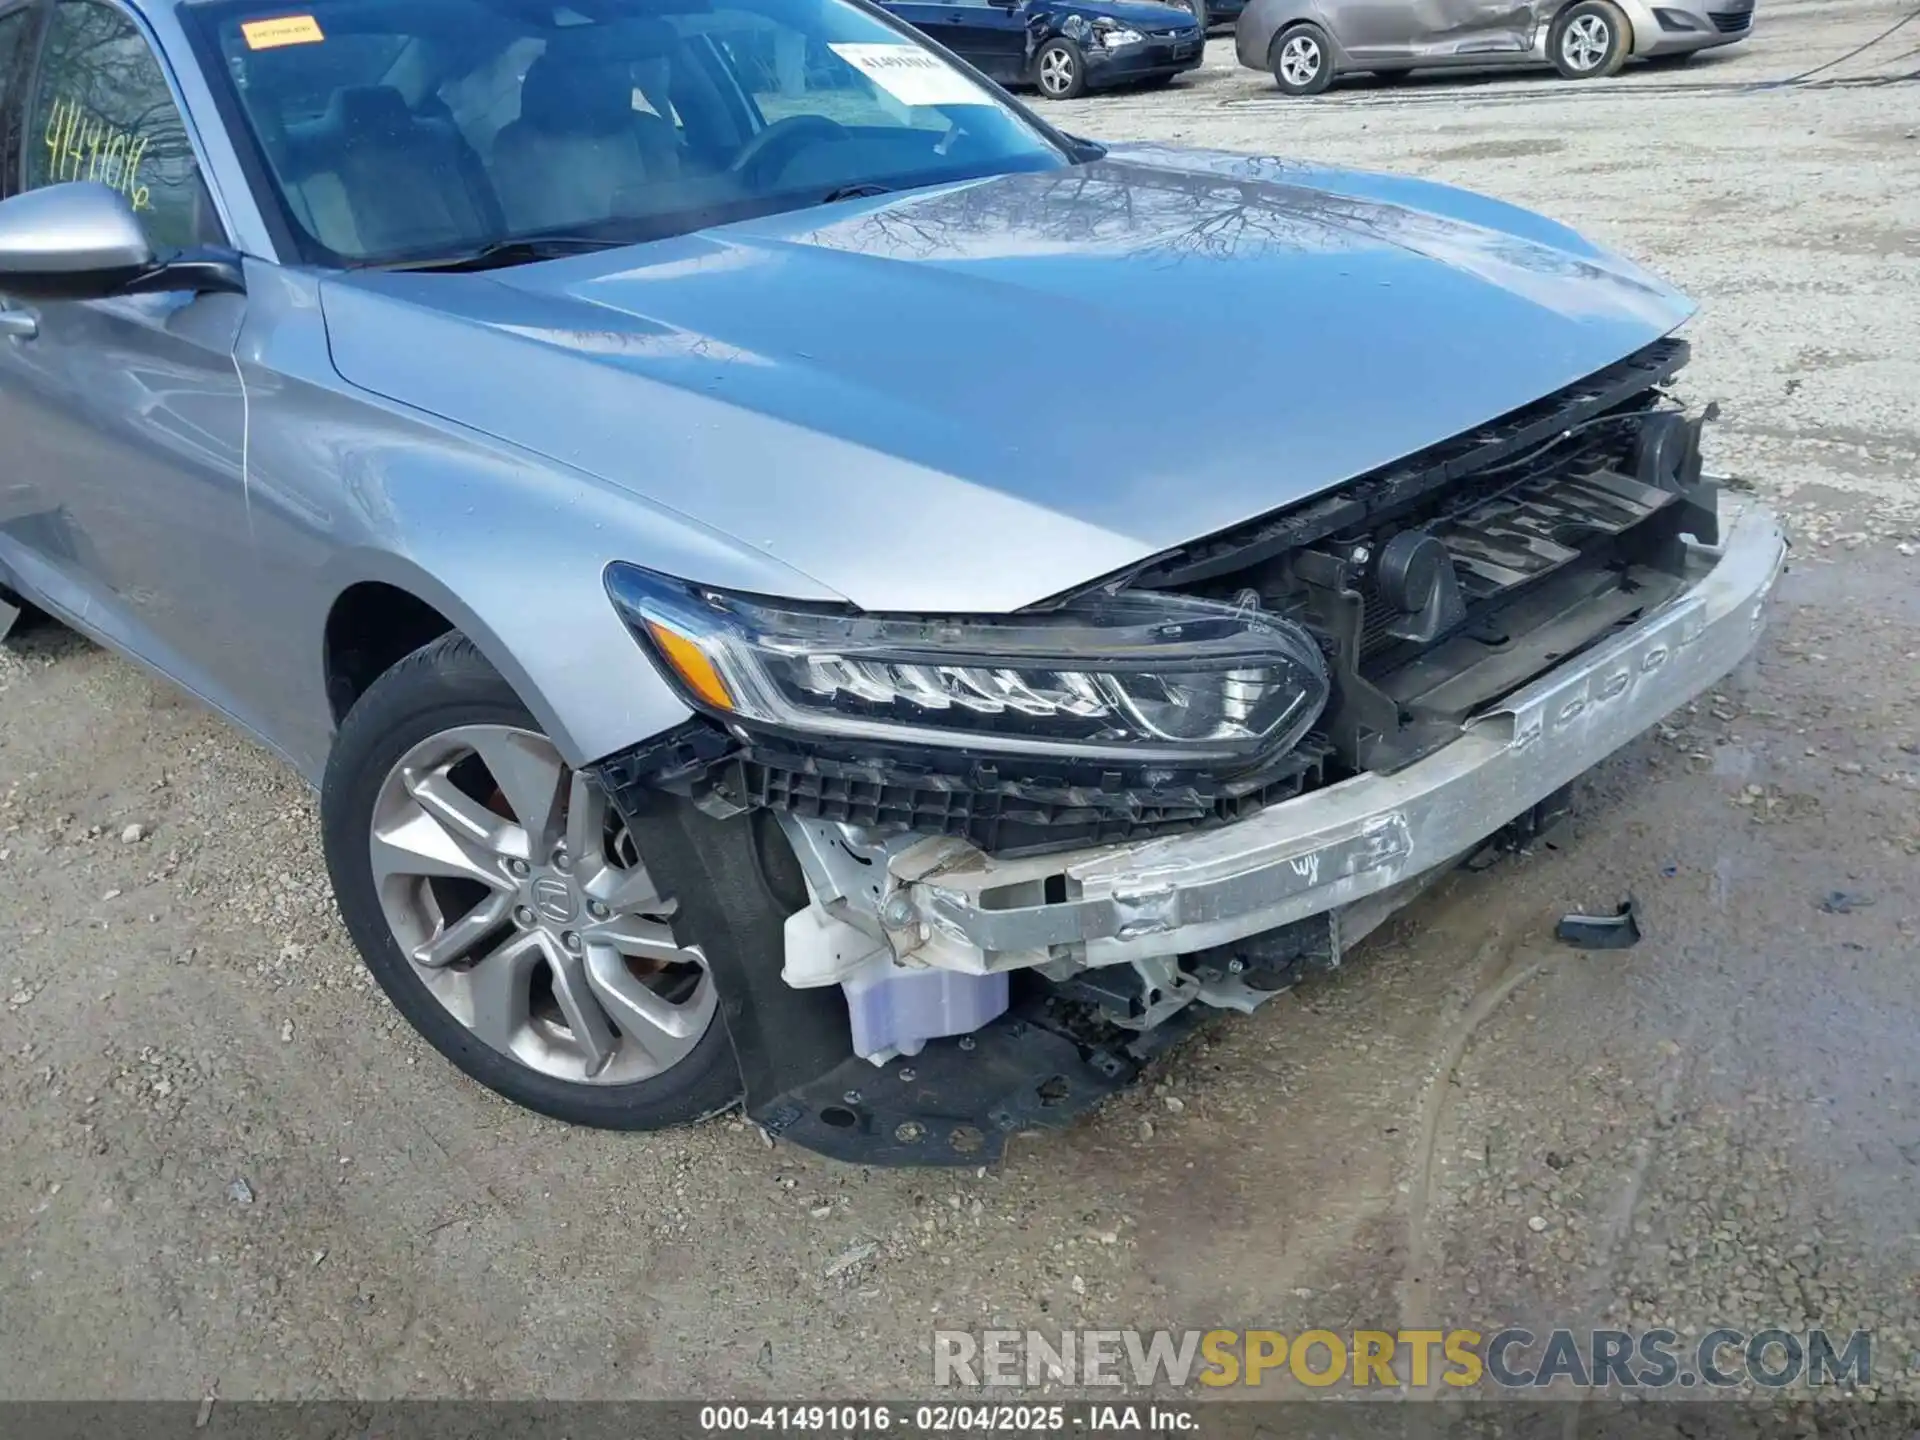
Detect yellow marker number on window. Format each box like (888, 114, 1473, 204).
(44, 96, 150, 208)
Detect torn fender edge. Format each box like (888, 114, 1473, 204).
(590, 778, 1203, 1165)
(587, 781, 855, 1130)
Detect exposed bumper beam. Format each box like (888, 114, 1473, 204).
(879, 498, 1786, 974)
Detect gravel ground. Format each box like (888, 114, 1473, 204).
(2, 0, 1917, 1403)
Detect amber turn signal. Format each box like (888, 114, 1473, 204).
(644, 621, 735, 712)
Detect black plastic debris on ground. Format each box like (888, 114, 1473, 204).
(1556, 895, 1641, 949)
(1816, 889, 1874, 914)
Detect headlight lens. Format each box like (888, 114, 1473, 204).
(1094, 22, 1146, 43)
(607, 564, 1329, 763)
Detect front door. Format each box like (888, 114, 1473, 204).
(940, 0, 1031, 82)
(883, 0, 1030, 84)
(1328, 0, 1423, 62)
(0, 0, 258, 715)
(1405, 0, 1535, 57)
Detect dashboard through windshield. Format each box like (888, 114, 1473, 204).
(180, 0, 1069, 266)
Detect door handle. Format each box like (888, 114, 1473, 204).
(0, 310, 37, 340)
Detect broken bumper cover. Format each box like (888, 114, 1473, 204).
(888, 499, 1787, 974)
(1086, 35, 1206, 82)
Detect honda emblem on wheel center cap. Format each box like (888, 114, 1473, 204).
(530, 876, 576, 925)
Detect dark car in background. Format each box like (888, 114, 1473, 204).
(881, 0, 1206, 97)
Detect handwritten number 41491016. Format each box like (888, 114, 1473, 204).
(44, 97, 152, 211)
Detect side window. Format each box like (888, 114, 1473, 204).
(0, 6, 39, 199)
(22, 0, 213, 249)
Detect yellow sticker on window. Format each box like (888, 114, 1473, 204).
(241, 14, 324, 48)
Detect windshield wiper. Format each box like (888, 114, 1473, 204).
(820, 182, 897, 205)
(376, 235, 626, 274)
(1059, 132, 1108, 163)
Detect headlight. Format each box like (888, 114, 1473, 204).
(1094, 22, 1146, 44)
(606, 564, 1329, 764)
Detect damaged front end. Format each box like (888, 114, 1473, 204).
(593, 337, 1786, 1165)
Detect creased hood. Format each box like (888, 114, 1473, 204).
(321, 147, 1693, 613)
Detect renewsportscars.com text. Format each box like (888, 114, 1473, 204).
(932, 1328, 1872, 1390)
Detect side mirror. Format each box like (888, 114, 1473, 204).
(0, 182, 155, 300)
(0, 180, 244, 301)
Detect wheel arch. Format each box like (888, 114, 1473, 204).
(1550, 0, 1637, 59)
(322, 580, 457, 725)
(1269, 16, 1351, 73)
(310, 547, 688, 782)
(1031, 31, 1086, 94)
(1605, 0, 1657, 53)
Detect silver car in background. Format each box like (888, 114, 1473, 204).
(1236, 0, 1754, 93)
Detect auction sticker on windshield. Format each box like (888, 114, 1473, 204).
(240, 13, 325, 47)
(829, 44, 994, 105)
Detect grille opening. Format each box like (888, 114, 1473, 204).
(1127, 339, 1711, 777)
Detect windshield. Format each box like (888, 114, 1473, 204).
(180, 0, 1068, 266)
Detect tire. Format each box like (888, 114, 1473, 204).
(1034, 37, 1087, 98)
(1182, 0, 1209, 32)
(321, 632, 745, 1130)
(1549, 0, 1630, 78)
(1270, 23, 1335, 95)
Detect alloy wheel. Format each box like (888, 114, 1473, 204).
(1278, 33, 1322, 87)
(1039, 46, 1077, 95)
(367, 724, 716, 1085)
(1560, 13, 1612, 71)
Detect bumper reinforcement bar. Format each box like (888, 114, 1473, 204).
(885, 499, 1787, 975)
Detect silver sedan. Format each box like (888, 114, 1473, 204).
(1236, 0, 1755, 93)
(0, 0, 1780, 1165)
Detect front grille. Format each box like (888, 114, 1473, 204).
(710, 741, 1331, 856)
(595, 720, 1334, 858)
(1342, 428, 1672, 661)
(1127, 338, 1708, 774)
(1709, 9, 1752, 31)
(1124, 339, 1688, 593)
(1423, 466, 1675, 601)
(1132, 345, 1682, 628)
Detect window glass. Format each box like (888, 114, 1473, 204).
(0, 7, 37, 197)
(24, 0, 213, 249)
(182, 0, 1065, 266)
(0, 8, 28, 89)
(715, 18, 939, 129)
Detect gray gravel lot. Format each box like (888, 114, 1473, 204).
(2, 0, 1917, 1401)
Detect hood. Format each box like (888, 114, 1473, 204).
(321, 147, 1693, 614)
